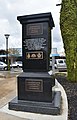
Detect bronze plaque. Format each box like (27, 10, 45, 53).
(25, 79, 43, 92)
(26, 51, 43, 59)
(26, 23, 43, 35)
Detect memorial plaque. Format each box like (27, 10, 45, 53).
(25, 79, 43, 92)
(26, 23, 43, 35)
(26, 51, 43, 59)
(23, 38, 46, 50)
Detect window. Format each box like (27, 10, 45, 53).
(58, 60, 64, 63)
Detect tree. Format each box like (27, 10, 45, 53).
(0, 50, 6, 55)
(9, 48, 20, 55)
(60, 0, 77, 81)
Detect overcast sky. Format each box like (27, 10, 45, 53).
(0, 0, 64, 53)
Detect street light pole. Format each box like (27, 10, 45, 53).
(4, 34, 10, 70)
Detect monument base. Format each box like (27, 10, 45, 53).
(17, 72, 55, 102)
(9, 91, 61, 115)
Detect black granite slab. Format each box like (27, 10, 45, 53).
(9, 91, 61, 115)
(17, 72, 55, 102)
(17, 12, 54, 72)
(17, 12, 54, 28)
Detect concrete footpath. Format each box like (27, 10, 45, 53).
(0, 70, 68, 120)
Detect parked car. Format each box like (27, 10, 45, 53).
(50, 59, 67, 71)
(56, 59, 67, 71)
(0, 61, 7, 70)
(10, 61, 22, 68)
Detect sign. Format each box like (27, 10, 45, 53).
(25, 79, 43, 92)
(26, 51, 43, 59)
(23, 38, 46, 50)
(26, 23, 43, 35)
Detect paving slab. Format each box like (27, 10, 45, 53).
(0, 112, 26, 120)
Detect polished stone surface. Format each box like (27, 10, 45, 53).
(9, 91, 61, 115)
(17, 12, 54, 72)
(17, 72, 55, 102)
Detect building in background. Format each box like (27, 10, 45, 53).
(0, 48, 22, 64)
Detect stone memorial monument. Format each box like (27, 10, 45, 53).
(9, 12, 61, 115)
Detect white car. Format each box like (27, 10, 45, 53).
(50, 59, 67, 71)
(56, 59, 67, 71)
(10, 61, 22, 68)
(0, 61, 7, 70)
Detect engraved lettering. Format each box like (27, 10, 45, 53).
(25, 79, 43, 92)
(26, 23, 43, 35)
(23, 38, 46, 50)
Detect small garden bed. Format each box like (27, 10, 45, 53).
(56, 74, 77, 120)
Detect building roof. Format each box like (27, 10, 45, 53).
(50, 53, 59, 57)
(0, 54, 22, 58)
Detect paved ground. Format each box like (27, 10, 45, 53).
(0, 70, 27, 120)
(0, 77, 16, 107)
(0, 112, 26, 120)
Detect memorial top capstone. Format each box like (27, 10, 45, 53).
(17, 12, 54, 72)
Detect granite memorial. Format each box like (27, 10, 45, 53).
(9, 12, 61, 115)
